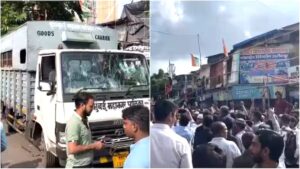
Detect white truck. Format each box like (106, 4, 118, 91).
(0, 21, 150, 167)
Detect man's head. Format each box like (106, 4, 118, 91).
(203, 114, 214, 127)
(289, 116, 298, 129)
(253, 111, 263, 122)
(74, 92, 94, 117)
(242, 132, 255, 150)
(179, 113, 190, 127)
(154, 100, 178, 126)
(234, 118, 246, 134)
(211, 121, 228, 138)
(196, 114, 203, 125)
(122, 105, 149, 139)
(202, 109, 211, 116)
(249, 130, 284, 164)
(223, 116, 234, 131)
(279, 114, 290, 127)
(220, 105, 229, 117)
(192, 143, 226, 168)
(258, 124, 271, 130)
(275, 91, 282, 99)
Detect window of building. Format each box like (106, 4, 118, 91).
(0, 50, 12, 68)
(20, 49, 26, 64)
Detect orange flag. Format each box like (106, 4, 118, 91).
(222, 38, 228, 57)
(191, 54, 199, 67)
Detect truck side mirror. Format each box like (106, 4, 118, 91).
(47, 81, 56, 96)
(47, 69, 56, 95)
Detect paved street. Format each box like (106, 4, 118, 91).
(0, 122, 112, 168)
(1, 131, 44, 168)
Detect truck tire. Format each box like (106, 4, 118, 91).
(40, 132, 58, 167)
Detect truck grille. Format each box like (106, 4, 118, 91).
(89, 120, 129, 141)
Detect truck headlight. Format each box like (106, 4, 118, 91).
(59, 132, 66, 144)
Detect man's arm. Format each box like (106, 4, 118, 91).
(267, 108, 280, 132)
(240, 101, 249, 117)
(249, 98, 255, 120)
(66, 121, 104, 155)
(284, 100, 293, 114)
(67, 141, 103, 155)
(179, 144, 193, 168)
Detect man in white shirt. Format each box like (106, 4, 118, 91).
(151, 100, 193, 168)
(209, 121, 241, 168)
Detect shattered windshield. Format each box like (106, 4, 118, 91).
(61, 52, 149, 94)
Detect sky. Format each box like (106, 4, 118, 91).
(150, 0, 300, 75)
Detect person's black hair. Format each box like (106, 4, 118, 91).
(154, 100, 177, 122)
(223, 117, 234, 130)
(73, 92, 94, 109)
(246, 120, 253, 127)
(236, 121, 246, 130)
(202, 109, 211, 117)
(203, 115, 214, 127)
(177, 108, 187, 114)
(290, 116, 298, 124)
(230, 112, 237, 119)
(213, 114, 220, 122)
(280, 114, 291, 125)
(122, 105, 149, 133)
(211, 122, 226, 136)
(253, 111, 263, 122)
(242, 132, 255, 150)
(236, 112, 246, 120)
(255, 129, 284, 162)
(179, 113, 189, 126)
(258, 123, 271, 130)
(193, 143, 226, 168)
(220, 106, 229, 116)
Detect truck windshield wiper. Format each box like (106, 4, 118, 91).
(78, 87, 108, 93)
(125, 85, 148, 96)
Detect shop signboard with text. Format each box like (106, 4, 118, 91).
(231, 85, 286, 100)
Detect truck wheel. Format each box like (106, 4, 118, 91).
(40, 132, 58, 167)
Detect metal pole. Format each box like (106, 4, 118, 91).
(197, 34, 202, 66)
(197, 34, 202, 103)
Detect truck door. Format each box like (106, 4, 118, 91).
(35, 55, 57, 144)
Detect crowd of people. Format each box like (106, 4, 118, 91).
(150, 91, 299, 168)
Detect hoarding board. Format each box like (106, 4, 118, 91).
(230, 85, 286, 99)
(239, 47, 290, 84)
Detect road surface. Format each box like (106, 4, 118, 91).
(1, 131, 44, 168)
(0, 121, 112, 168)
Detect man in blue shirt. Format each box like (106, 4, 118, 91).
(1, 121, 7, 152)
(173, 109, 193, 143)
(122, 105, 150, 168)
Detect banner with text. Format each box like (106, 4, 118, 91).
(239, 47, 290, 84)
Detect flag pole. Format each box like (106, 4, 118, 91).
(197, 34, 202, 67)
(222, 38, 229, 105)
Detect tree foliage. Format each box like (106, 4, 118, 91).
(1, 1, 83, 35)
(151, 69, 168, 100)
(1, 1, 27, 35)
